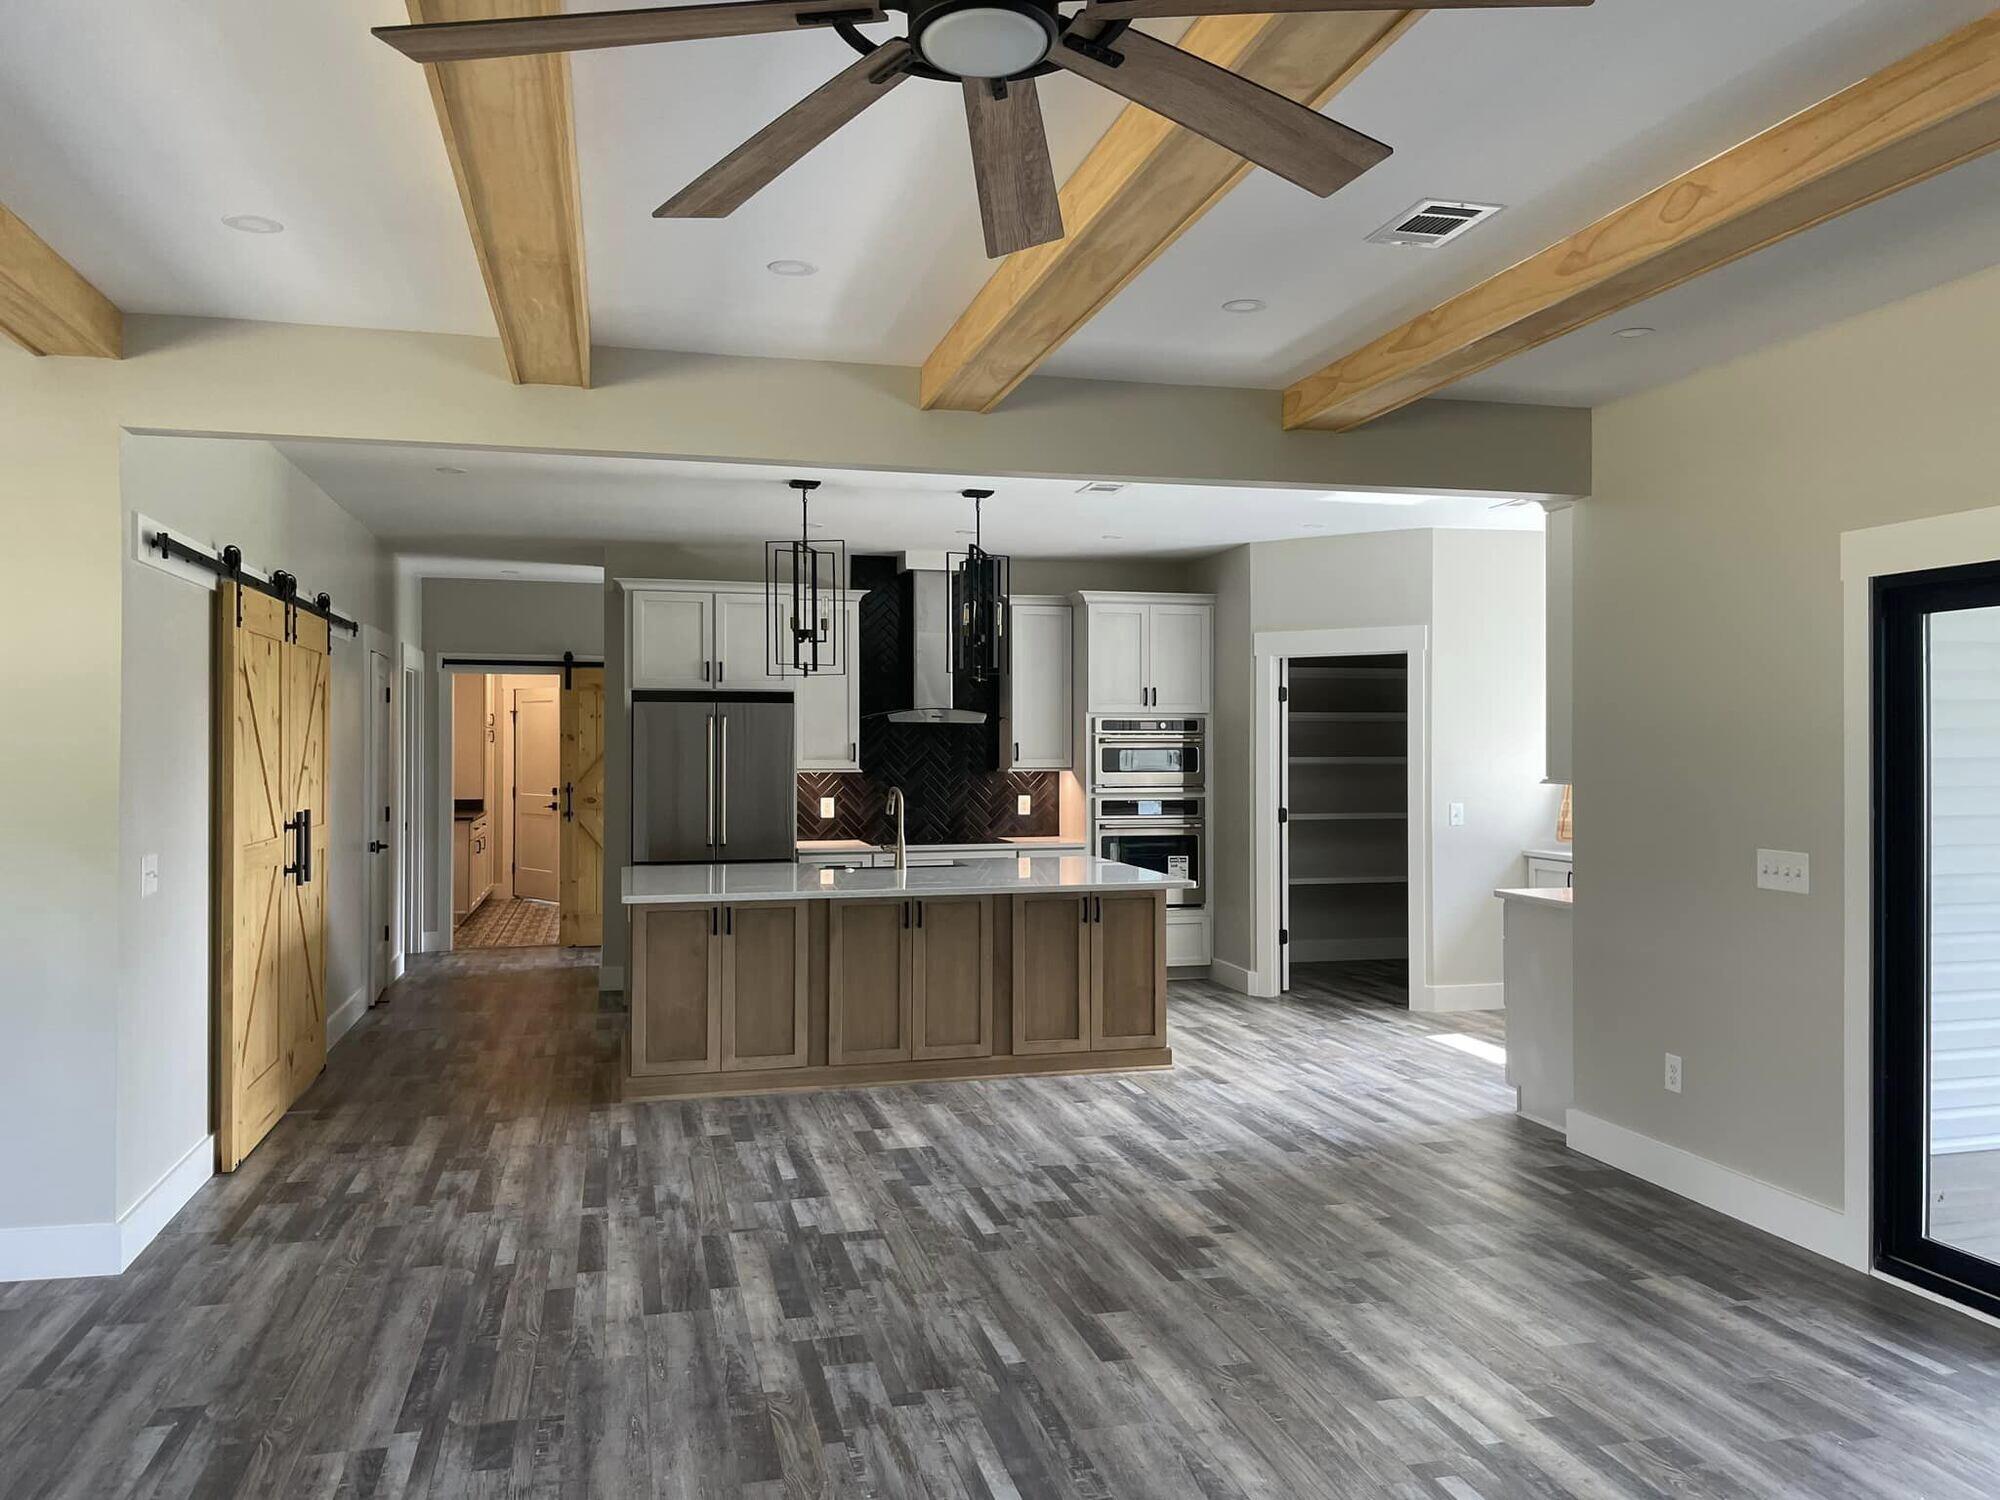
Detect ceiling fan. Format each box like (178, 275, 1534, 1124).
(376, 0, 1593, 259)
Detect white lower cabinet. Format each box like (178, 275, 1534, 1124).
(1165, 911, 1210, 967)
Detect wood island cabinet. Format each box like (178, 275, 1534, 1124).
(830, 896, 995, 1064)
(1012, 891, 1167, 1054)
(629, 900, 808, 1077)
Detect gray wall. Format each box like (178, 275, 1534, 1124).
(116, 436, 394, 1219)
(1578, 260, 2000, 1209)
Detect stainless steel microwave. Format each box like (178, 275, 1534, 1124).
(1092, 717, 1204, 792)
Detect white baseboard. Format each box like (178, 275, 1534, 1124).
(328, 986, 369, 1048)
(599, 964, 624, 993)
(1413, 980, 1505, 1013)
(422, 928, 443, 954)
(116, 1135, 214, 1270)
(0, 1134, 214, 1283)
(1565, 1109, 1861, 1269)
(391, 951, 407, 983)
(1209, 958, 1256, 994)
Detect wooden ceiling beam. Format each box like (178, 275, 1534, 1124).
(920, 9, 1416, 413)
(0, 200, 122, 359)
(407, 0, 590, 386)
(1284, 13, 2000, 432)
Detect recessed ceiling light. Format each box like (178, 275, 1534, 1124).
(434, 465, 468, 475)
(499, 568, 521, 577)
(1321, 490, 1426, 507)
(1101, 534, 1124, 541)
(1614, 325, 1656, 339)
(766, 259, 818, 277)
(1301, 523, 1328, 530)
(1221, 298, 1266, 314)
(222, 214, 284, 234)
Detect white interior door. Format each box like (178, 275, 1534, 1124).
(513, 683, 561, 902)
(368, 650, 395, 1001)
(402, 664, 422, 954)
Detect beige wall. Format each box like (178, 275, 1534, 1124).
(0, 312, 1583, 1243)
(1578, 260, 2000, 1209)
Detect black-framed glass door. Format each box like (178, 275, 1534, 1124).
(1876, 559, 2000, 1319)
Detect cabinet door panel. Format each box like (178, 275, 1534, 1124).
(630, 591, 713, 689)
(715, 593, 774, 687)
(1006, 604, 1071, 769)
(631, 906, 721, 1075)
(1092, 892, 1167, 1050)
(724, 902, 809, 1070)
(829, 900, 912, 1064)
(1087, 603, 1150, 714)
(1147, 603, 1212, 714)
(798, 600, 860, 770)
(913, 897, 992, 1060)
(1011, 894, 1091, 1054)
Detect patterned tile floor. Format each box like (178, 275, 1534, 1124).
(455, 895, 560, 949)
(4, 950, 1999, 1498)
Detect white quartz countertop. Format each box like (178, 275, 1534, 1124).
(1495, 886, 1574, 911)
(624, 855, 1190, 906)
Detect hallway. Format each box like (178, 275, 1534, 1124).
(3, 952, 1998, 1498)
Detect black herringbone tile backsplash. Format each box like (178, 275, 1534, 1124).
(795, 570, 1060, 844)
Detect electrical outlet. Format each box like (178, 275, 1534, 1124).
(141, 853, 159, 898)
(1448, 802, 1466, 827)
(818, 796, 836, 820)
(1664, 1053, 1683, 1094)
(1016, 793, 1033, 816)
(1756, 849, 1810, 894)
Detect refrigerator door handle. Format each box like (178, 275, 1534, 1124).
(706, 713, 716, 849)
(720, 714, 729, 846)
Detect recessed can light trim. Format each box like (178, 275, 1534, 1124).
(1614, 325, 1657, 339)
(434, 465, 469, 475)
(1220, 298, 1266, 314)
(222, 214, 285, 235)
(766, 259, 819, 277)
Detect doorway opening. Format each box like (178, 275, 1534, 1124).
(1281, 653, 1412, 1005)
(453, 669, 563, 949)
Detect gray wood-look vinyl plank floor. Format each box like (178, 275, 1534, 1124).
(4, 948, 1999, 1498)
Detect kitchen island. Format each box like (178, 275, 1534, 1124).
(620, 855, 1189, 1100)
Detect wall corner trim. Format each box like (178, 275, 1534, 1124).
(0, 1134, 215, 1283)
(1209, 958, 1257, 995)
(1412, 980, 1505, 1014)
(328, 986, 370, 1049)
(1565, 1109, 1863, 1270)
(598, 965, 625, 994)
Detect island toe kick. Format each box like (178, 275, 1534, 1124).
(622, 889, 1172, 1101)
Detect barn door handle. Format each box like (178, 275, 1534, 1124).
(563, 782, 574, 821)
(284, 813, 304, 883)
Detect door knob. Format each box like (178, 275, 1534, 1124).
(368, 840, 388, 854)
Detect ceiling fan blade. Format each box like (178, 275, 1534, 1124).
(655, 41, 914, 218)
(1080, 0, 1590, 19)
(375, 0, 884, 64)
(961, 79, 1064, 258)
(1052, 26, 1389, 197)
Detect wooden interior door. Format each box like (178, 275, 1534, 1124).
(1090, 891, 1167, 1050)
(217, 585, 329, 1172)
(828, 899, 913, 1065)
(1011, 893, 1091, 1054)
(629, 905, 722, 1075)
(559, 667, 604, 946)
(513, 681, 560, 902)
(721, 903, 809, 1071)
(912, 896, 993, 1060)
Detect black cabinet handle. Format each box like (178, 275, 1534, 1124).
(724, 906, 733, 937)
(917, 901, 924, 930)
(1079, 898, 1087, 926)
(902, 901, 910, 930)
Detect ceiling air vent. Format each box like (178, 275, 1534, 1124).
(1076, 481, 1127, 495)
(1367, 199, 1502, 248)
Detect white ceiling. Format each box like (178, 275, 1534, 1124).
(273, 440, 1543, 562)
(3, 1, 1994, 407)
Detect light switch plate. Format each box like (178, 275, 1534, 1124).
(141, 853, 159, 897)
(818, 796, 836, 820)
(1756, 849, 1810, 894)
(1448, 802, 1466, 827)
(1017, 793, 1033, 816)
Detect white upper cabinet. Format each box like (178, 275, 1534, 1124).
(796, 598, 861, 771)
(1005, 600, 1073, 769)
(1148, 603, 1213, 714)
(1079, 594, 1213, 715)
(1087, 601, 1151, 714)
(629, 590, 712, 689)
(715, 592, 774, 687)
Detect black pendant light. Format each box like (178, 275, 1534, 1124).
(949, 488, 1010, 682)
(764, 479, 847, 676)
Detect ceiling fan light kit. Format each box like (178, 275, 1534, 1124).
(374, 0, 1591, 259)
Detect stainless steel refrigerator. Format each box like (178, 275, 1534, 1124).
(631, 691, 797, 864)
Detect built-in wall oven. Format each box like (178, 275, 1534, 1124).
(1092, 717, 1204, 792)
(1095, 797, 1204, 908)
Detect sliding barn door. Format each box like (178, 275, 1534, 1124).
(216, 584, 330, 1172)
(560, 666, 605, 947)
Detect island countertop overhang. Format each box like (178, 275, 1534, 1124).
(622, 854, 1191, 907)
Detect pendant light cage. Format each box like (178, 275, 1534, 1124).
(949, 488, 1010, 683)
(765, 479, 847, 677)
